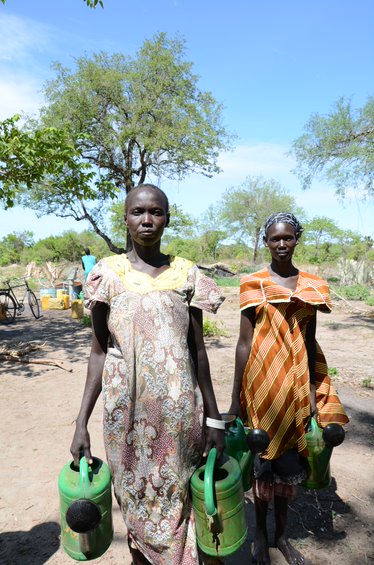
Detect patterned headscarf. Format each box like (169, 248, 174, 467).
(263, 212, 303, 239)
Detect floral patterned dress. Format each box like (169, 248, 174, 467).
(85, 255, 223, 564)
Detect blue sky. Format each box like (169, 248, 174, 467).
(0, 0, 373, 240)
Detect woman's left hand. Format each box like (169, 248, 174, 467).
(203, 427, 225, 460)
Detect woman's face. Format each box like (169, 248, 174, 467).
(125, 187, 169, 247)
(264, 222, 298, 262)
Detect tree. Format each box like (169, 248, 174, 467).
(19, 33, 233, 252)
(291, 97, 374, 199)
(0, 231, 34, 266)
(220, 176, 302, 262)
(198, 205, 226, 260)
(300, 216, 342, 263)
(0, 116, 97, 208)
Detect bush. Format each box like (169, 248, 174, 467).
(203, 319, 228, 337)
(364, 296, 374, 307)
(214, 277, 240, 287)
(335, 284, 371, 301)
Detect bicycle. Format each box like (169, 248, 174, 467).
(0, 279, 41, 323)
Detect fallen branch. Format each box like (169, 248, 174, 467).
(20, 357, 72, 372)
(0, 342, 72, 371)
(330, 288, 372, 314)
(2, 355, 72, 372)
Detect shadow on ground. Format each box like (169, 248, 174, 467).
(0, 309, 92, 378)
(0, 522, 60, 565)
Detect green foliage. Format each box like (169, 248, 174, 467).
(0, 231, 34, 266)
(296, 216, 342, 264)
(364, 296, 374, 307)
(203, 318, 228, 337)
(334, 283, 371, 301)
(85, 0, 103, 7)
(218, 243, 251, 261)
(0, 116, 97, 209)
(291, 96, 374, 199)
(81, 314, 92, 327)
(214, 277, 240, 287)
(19, 34, 233, 252)
(219, 176, 303, 261)
(0, 229, 108, 266)
(361, 377, 373, 388)
(328, 367, 339, 378)
(163, 237, 200, 262)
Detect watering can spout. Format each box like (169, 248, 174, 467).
(239, 428, 270, 491)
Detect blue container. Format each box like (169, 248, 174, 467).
(39, 288, 57, 299)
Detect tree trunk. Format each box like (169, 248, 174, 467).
(252, 227, 261, 262)
(81, 202, 125, 254)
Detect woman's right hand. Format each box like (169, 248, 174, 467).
(70, 422, 93, 467)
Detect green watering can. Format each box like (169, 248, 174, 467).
(58, 456, 113, 561)
(190, 420, 269, 557)
(302, 417, 345, 489)
(224, 417, 270, 491)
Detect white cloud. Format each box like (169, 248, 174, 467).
(0, 14, 54, 119)
(0, 76, 44, 119)
(0, 13, 53, 61)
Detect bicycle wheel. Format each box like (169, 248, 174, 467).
(28, 290, 41, 319)
(0, 292, 17, 323)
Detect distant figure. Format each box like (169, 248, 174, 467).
(81, 248, 96, 281)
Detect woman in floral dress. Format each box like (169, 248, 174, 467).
(70, 184, 225, 565)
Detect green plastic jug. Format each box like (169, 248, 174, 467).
(302, 418, 345, 489)
(191, 448, 247, 557)
(58, 456, 113, 561)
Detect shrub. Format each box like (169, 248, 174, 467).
(335, 284, 371, 301)
(361, 377, 372, 388)
(214, 277, 240, 287)
(203, 319, 228, 337)
(364, 296, 374, 307)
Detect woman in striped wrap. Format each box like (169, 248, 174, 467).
(229, 213, 348, 565)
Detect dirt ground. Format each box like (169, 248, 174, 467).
(0, 290, 373, 565)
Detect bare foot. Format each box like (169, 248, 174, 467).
(252, 533, 271, 564)
(276, 536, 304, 565)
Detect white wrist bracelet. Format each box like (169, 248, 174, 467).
(206, 417, 226, 430)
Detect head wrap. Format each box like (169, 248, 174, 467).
(263, 213, 303, 239)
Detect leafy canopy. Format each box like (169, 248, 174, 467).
(220, 176, 302, 261)
(291, 97, 374, 199)
(0, 115, 97, 208)
(1, 33, 233, 253)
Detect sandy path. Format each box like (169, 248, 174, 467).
(0, 294, 373, 564)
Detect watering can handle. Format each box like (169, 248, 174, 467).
(79, 456, 91, 496)
(204, 448, 218, 517)
(235, 417, 245, 433)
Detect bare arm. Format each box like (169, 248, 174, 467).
(305, 310, 317, 417)
(188, 307, 225, 458)
(70, 301, 109, 466)
(229, 308, 255, 416)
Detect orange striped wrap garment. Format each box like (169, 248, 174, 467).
(239, 269, 349, 461)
